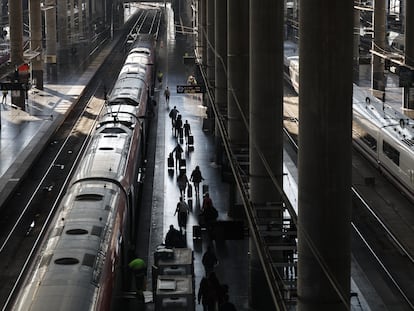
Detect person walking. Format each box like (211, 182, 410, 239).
(172, 142, 184, 170)
(218, 294, 237, 311)
(174, 114, 183, 138)
(164, 86, 170, 105)
(201, 192, 218, 229)
(198, 273, 219, 311)
(1, 89, 7, 105)
(169, 106, 179, 128)
(165, 224, 183, 248)
(177, 171, 189, 198)
(183, 120, 191, 144)
(202, 245, 218, 275)
(174, 197, 190, 232)
(157, 70, 163, 83)
(128, 258, 147, 303)
(190, 165, 204, 196)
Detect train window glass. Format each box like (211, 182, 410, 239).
(383, 140, 400, 166)
(66, 228, 88, 235)
(82, 254, 96, 267)
(101, 128, 126, 134)
(75, 194, 103, 201)
(54, 257, 79, 265)
(361, 133, 377, 151)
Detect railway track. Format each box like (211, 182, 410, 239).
(282, 83, 414, 310)
(0, 7, 162, 310)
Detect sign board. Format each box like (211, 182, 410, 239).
(0, 82, 27, 91)
(176, 85, 205, 94)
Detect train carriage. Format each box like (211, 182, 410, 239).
(13, 36, 155, 311)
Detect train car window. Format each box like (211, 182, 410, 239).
(383, 140, 400, 166)
(54, 257, 79, 265)
(75, 194, 104, 201)
(101, 128, 126, 134)
(361, 133, 377, 151)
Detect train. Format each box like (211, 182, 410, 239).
(285, 45, 414, 199)
(12, 35, 155, 311)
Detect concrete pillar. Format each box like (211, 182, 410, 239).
(200, 0, 207, 69)
(9, 0, 23, 66)
(227, 0, 249, 145)
(70, 0, 75, 43)
(403, 0, 414, 109)
(353, 6, 360, 83)
(78, 0, 84, 39)
(29, 0, 44, 90)
(214, 0, 227, 165)
(58, 0, 68, 49)
(298, 1, 353, 310)
(371, 0, 386, 94)
(85, 0, 90, 38)
(45, 0, 57, 81)
(206, 0, 214, 85)
(249, 1, 284, 310)
(214, 0, 227, 117)
(8, 0, 25, 109)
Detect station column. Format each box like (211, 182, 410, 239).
(8, 0, 25, 109)
(214, 0, 227, 115)
(298, 1, 353, 310)
(29, 0, 44, 90)
(227, 0, 249, 145)
(403, 0, 414, 110)
(45, 0, 57, 81)
(249, 1, 284, 309)
(214, 0, 227, 164)
(371, 0, 386, 95)
(206, 0, 214, 85)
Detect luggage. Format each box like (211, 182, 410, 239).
(187, 184, 192, 198)
(188, 198, 193, 210)
(188, 135, 194, 146)
(167, 153, 174, 170)
(193, 225, 202, 240)
(179, 159, 186, 173)
(202, 184, 209, 195)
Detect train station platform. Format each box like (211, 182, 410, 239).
(131, 5, 249, 311)
(0, 4, 249, 311)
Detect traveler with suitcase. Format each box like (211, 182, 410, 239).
(172, 142, 184, 170)
(174, 197, 190, 233)
(190, 165, 204, 196)
(183, 120, 191, 144)
(177, 170, 189, 198)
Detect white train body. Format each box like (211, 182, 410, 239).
(286, 46, 414, 196)
(13, 37, 154, 311)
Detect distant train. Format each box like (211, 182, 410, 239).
(12, 36, 155, 311)
(285, 48, 414, 199)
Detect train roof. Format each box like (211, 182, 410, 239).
(72, 124, 133, 183)
(353, 84, 414, 148)
(14, 182, 123, 311)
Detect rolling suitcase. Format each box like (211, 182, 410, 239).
(187, 184, 192, 198)
(178, 127, 184, 143)
(167, 153, 174, 170)
(188, 135, 194, 146)
(179, 159, 186, 174)
(193, 225, 202, 240)
(202, 184, 209, 195)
